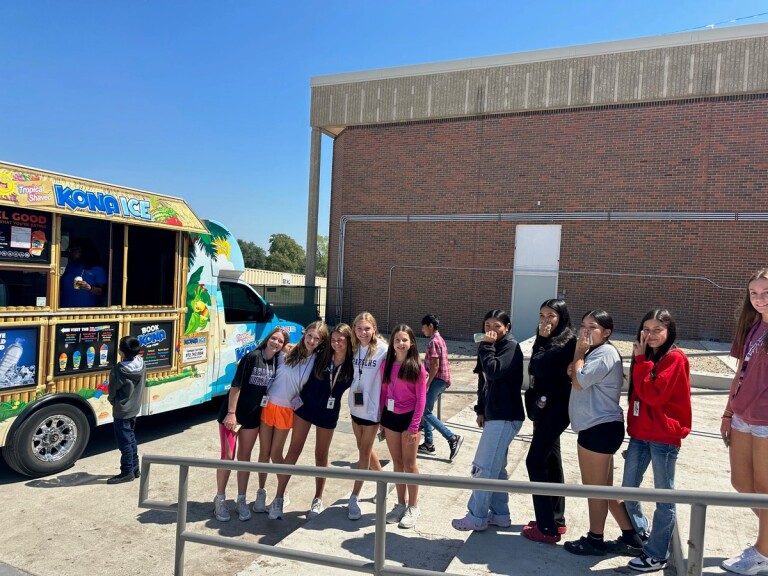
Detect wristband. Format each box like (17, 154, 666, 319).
(227, 411, 235, 414)
(722, 415, 732, 419)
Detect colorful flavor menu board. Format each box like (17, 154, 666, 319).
(0, 207, 52, 264)
(129, 321, 173, 370)
(54, 322, 118, 376)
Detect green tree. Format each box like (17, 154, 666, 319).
(316, 235, 328, 277)
(237, 239, 266, 269)
(265, 233, 305, 274)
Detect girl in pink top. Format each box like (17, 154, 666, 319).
(379, 324, 427, 529)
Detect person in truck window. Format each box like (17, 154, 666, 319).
(60, 238, 107, 308)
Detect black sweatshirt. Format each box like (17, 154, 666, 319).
(528, 334, 577, 421)
(474, 332, 525, 422)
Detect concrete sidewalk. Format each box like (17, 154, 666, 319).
(237, 383, 750, 576)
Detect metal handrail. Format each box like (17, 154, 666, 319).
(139, 454, 768, 576)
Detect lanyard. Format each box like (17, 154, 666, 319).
(329, 360, 342, 394)
(356, 346, 370, 389)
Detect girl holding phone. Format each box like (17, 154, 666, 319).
(347, 312, 388, 521)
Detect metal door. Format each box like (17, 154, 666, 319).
(511, 225, 561, 340)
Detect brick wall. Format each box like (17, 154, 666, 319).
(326, 96, 768, 341)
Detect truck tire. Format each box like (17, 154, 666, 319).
(3, 403, 91, 477)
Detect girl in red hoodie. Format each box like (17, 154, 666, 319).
(619, 309, 691, 573)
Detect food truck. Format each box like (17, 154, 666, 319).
(0, 161, 303, 477)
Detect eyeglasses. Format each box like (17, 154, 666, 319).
(642, 328, 667, 336)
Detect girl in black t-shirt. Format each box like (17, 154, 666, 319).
(213, 326, 289, 522)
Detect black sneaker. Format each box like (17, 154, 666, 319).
(107, 471, 135, 484)
(448, 435, 464, 462)
(134, 467, 141, 479)
(417, 442, 435, 454)
(628, 553, 667, 572)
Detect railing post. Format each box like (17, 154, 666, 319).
(373, 480, 388, 575)
(174, 465, 189, 576)
(686, 503, 707, 576)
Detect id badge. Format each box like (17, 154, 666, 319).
(354, 391, 364, 406)
(633, 400, 640, 417)
(290, 395, 304, 411)
(326, 397, 336, 410)
(387, 398, 395, 411)
(260, 395, 269, 408)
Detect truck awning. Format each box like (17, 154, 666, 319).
(0, 161, 208, 234)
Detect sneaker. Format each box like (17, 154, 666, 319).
(236, 495, 251, 521)
(628, 552, 667, 573)
(214, 495, 230, 522)
(308, 498, 324, 519)
(348, 494, 361, 520)
(448, 435, 464, 462)
(106, 471, 134, 484)
(418, 442, 436, 454)
(134, 467, 141, 479)
(252, 488, 268, 513)
(398, 506, 420, 529)
(451, 514, 488, 532)
(488, 513, 512, 528)
(723, 546, 768, 575)
(268, 496, 284, 520)
(522, 524, 561, 544)
(266, 493, 290, 513)
(386, 503, 407, 524)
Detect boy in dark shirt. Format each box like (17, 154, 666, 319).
(107, 336, 146, 484)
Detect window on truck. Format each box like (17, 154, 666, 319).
(220, 281, 268, 323)
(0, 269, 48, 307)
(125, 226, 176, 306)
(60, 216, 111, 308)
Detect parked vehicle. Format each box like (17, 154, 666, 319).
(0, 161, 302, 477)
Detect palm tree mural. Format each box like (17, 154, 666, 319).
(185, 221, 230, 335)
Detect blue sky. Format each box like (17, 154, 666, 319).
(3, 1, 768, 251)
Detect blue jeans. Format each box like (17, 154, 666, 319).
(467, 419, 523, 524)
(113, 417, 139, 475)
(622, 438, 680, 561)
(421, 378, 454, 444)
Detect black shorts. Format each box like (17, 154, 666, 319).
(380, 409, 414, 434)
(351, 414, 378, 427)
(577, 420, 625, 455)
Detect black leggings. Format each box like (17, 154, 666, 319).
(526, 410, 570, 536)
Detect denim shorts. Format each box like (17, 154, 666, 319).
(732, 414, 768, 439)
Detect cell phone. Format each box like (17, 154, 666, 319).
(377, 429, 385, 442)
(473, 333, 486, 343)
(232, 423, 242, 434)
(354, 392, 364, 406)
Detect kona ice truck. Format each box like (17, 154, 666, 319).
(0, 161, 303, 477)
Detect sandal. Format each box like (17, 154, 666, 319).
(522, 524, 561, 544)
(605, 537, 643, 556)
(564, 536, 608, 556)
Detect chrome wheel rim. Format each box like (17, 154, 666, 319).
(30, 414, 79, 462)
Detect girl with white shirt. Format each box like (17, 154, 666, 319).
(347, 311, 388, 521)
(252, 321, 327, 518)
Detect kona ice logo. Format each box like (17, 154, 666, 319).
(54, 184, 151, 221)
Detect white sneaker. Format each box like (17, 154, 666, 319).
(348, 494, 361, 520)
(214, 495, 230, 522)
(308, 498, 324, 519)
(722, 546, 768, 575)
(236, 495, 251, 521)
(267, 493, 290, 512)
(385, 503, 407, 524)
(252, 488, 267, 513)
(268, 496, 284, 520)
(398, 505, 420, 529)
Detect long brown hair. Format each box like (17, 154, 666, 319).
(312, 323, 354, 382)
(256, 326, 290, 357)
(382, 324, 422, 384)
(285, 321, 328, 367)
(734, 268, 768, 357)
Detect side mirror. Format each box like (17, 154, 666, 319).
(265, 303, 275, 321)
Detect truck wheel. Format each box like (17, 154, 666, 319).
(3, 404, 91, 477)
